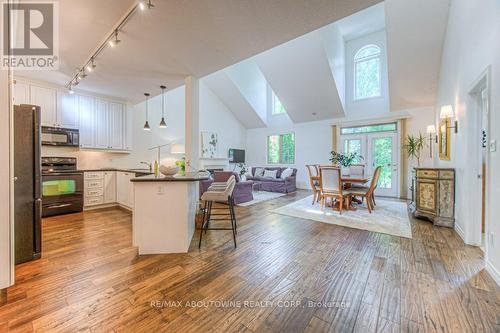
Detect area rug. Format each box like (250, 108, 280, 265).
(237, 191, 285, 206)
(270, 195, 412, 238)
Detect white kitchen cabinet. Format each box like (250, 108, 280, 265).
(124, 105, 133, 151)
(12, 80, 30, 105)
(30, 85, 57, 127)
(103, 171, 117, 204)
(78, 95, 95, 148)
(58, 91, 79, 129)
(108, 102, 124, 150)
(95, 99, 109, 149)
(117, 171, 134, 208)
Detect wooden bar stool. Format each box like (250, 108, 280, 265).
(198, 176, 237, 248)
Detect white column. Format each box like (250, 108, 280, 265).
(185, 76, 200, 170)
(0, 40, 14, 289)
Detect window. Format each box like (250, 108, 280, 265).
(267, 133, 295, 164)
(272, 93, 287, 115)
(340, 122, 396, 135)
(354, 44, 381, 100)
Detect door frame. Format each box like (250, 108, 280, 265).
(468, 66, 491, 252)
(367, 131, 399, 197)
(340, 127, 401, 198)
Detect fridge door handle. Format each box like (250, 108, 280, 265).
(34, 198, 42, 255)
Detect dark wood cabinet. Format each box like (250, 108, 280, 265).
(412, 168, 455, 228)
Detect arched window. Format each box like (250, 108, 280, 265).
(354, 44, 381, 100)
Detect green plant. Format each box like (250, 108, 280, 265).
(175, 157, 186, 175)
(403, 133, 426, 166)
(329, 151, 363, 167)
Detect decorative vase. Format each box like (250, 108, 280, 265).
(159, 165, 179, 176)
(341, 166, 350, 176)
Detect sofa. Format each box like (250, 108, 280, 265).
(246, 167, 297, 194)
(199, 171, 254, 204)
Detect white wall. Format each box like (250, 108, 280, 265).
(434, 0, 500, 284)
(199, 81, 246, 159)
(345, 30, 390, 117)
(246, 119, 333, 189)
(0, 70, 13, 289)
(41, 82, 246, 171)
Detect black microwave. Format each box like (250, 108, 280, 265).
(41, 126, 79, 147)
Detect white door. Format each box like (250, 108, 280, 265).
(58, 91, 79, 129)
(341, 134, 367, 164)
(103, 171, 116, 204)
(78, 95, 95, 148)
(30, 85, 57, 127)
(95, 99, 109, 149)
(108, 102, 124, 150)
(13, 80, 30, 105)
(367, 132, 398, 197)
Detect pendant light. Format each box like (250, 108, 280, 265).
(159, 85, 167, 128)
(143, 93, 151, 131)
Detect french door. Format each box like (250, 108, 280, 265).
(341, 132, 399, 197)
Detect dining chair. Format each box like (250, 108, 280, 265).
(349, 164, 368, 189)
(306, 165, 321, 204)
(349, 164, 365, 176)
(319, 166, 350, 214)
(346, 166, 381, 213)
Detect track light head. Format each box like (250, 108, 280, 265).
(73, 80, 79, 86)
(80, 70, 87, 79)
(68, 87, 75, 94)
(141, 1, 154, 10)
(109, 31, 121, 47)
(86, 59, 96, 72)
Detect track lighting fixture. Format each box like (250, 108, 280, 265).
(68, 87, 74, 94)
(66, 1, 154, 89)
(144, 93, 151, 131)
(159, 85, 167, 128)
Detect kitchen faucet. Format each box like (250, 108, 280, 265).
(140, 161, 152, 172)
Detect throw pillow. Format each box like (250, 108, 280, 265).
(280, 167, 294, 179)
(263, 170, 278, 178)
(254, 167, 265, 177)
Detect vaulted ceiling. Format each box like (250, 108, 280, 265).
(15, 0, 382, 103)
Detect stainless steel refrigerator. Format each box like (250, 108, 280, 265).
(14, 104, 42, 264)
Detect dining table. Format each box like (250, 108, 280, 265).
(311, 173, 372, 210)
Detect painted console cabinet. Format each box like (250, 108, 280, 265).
(412, 168, 455, 228)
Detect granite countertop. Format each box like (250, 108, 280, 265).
(131, 172, 210, 182)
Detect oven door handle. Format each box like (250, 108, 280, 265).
(46, 203, 73, 209)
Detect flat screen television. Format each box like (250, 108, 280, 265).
(228, 149, 245, 163)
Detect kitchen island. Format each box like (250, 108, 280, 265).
(131, 172, 210, 255)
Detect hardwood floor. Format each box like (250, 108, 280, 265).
(1, 190, 499, 332)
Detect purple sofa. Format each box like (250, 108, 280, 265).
(199, 171, 254, 204)
(246, 167, 297, 193)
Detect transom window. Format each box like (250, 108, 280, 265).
(354, 44, 381, 100)
(340, 122, 397, 135)
(267, 133, 295, 164)
(272, 93, 287, 115)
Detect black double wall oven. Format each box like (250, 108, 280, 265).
(42, 157, 83, 217)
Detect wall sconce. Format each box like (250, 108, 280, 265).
(426, 125, 437, 158)
(440, 105, 458, 133)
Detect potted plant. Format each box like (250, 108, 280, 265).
(403, 133, 425, 167)
(329, 151, 363, 175)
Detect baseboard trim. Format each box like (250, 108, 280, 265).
(455, 223, 465, 242)
(486, 261, 500, 287)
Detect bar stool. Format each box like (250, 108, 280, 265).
(198, 176, 237, 248)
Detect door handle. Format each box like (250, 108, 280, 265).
(47, 203, 72, 209)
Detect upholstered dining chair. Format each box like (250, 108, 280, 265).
(306, 165, 321, 204)
(346, 166, 381, 213)
(319, 166, 350, 214)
